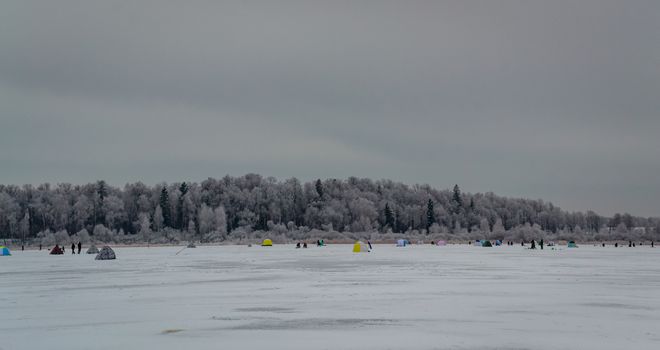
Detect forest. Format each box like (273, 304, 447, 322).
(0, 174, 658, 245)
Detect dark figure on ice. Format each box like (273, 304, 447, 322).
(652, 241, 655, 248)
(521, 241, 525, 247)
(615, 242, 618, 248)
(540, 239, 544, 250)
(530, 240, 536, 249)
(633, 243, 636, 247)
(367, 240, 373, 251)
(77, 242, 82, 254)
(72, 243, 76, 254)
(303, 242, 307, 248)
(629, 241, 632, 247)
(296, 242, 301, 249)
(602, 243, 605, 247)
(39, 244, 42, 251)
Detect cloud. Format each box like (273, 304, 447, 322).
(1, 0, 659, 216)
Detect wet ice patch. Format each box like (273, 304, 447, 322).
(235, 307, 296, 313)
(230, 318, 400, 330)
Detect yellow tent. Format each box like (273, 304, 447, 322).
(262, 239, 273, 246)
(352, 241, 369, 253)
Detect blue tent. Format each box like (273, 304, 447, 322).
(396, 239, 407, 247)
(0, 246, 11, 256)
(495, 240, 502, 246)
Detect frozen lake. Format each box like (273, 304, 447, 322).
(2, 244, 660, 350)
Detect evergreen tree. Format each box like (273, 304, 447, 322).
(96, 180, 108, 201)
(95, 180, 108, 225)
(159, 187, 172, 228)
(315, 179, 324, 198)
(394, 208, 402, 233)
(452, 184, 463, 209)
(426, 199, 435, 229)
(384, 203, 395, 229)
(176, 182, 189, 230)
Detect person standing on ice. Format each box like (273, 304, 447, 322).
(539, 239, 544, 250)
(77, 242, 82, 254)
(71, 243, 76, 254)
(530, 240, 536, 249)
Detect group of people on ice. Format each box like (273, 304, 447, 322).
(48, 242, 83, 254)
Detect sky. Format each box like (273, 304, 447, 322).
(1, 0, 659, 217)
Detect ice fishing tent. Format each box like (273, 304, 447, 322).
(396, 239, 407, 247)
(495, 240, 502, 246)
(50, 245, 64, 255)
(481, 240, 493, 247)
(0, 246, 10, 256)
(473, 240, 482, 247)
(567, 241, 578, 248)
(95, 246, 116, 260)
(86, 244, 99, 254)
(261, 239, 273, 246)
(352, 241, 370, 253)
(436, 240, 447, 246)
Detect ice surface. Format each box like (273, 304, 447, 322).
(2, 245, 660, 350)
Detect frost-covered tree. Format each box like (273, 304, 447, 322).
(492, 218, 506, 238)
(215, 206, 227, 234)
(138, 213, 151, 236)
(153, 205, 164, 232)
(479, 218, 490, 234)
(19, 212, 30, 244)
(198, 204, 215, 235)
(1, 175, 657, 243)
(76, 228, 91, 244)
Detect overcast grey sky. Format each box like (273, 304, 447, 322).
(1, 0, 659, 216)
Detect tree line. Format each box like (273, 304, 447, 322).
(0, 174, 658, 244)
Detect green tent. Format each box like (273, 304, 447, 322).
(481, 240, 493, 247)
(567, 241, 578, 248)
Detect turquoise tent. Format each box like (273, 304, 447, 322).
(0, 246, 11, 256)
(567, 241, 578, 248)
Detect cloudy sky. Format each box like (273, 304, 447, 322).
(1, 0, 659, 216)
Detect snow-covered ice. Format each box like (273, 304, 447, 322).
(2, 244, 660, 349)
